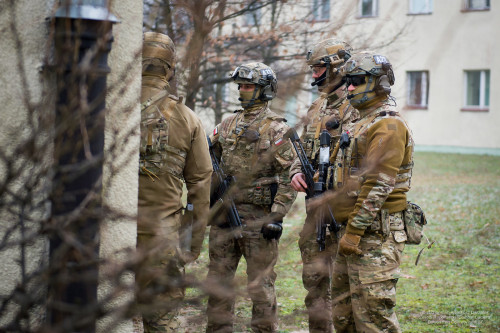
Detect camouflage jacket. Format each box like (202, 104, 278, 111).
(329, 102, 414, 235)
(289, 85, 358, 179)
(210, 104, 297, 217)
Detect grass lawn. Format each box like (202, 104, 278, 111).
(183, 152, 500, 332)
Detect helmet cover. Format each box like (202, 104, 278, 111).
(230, 62, 278, 101)
(142, 32, 176, 68)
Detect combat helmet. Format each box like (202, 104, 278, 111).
(142, 32, 176, 82)
(341, 51, 395, 108)
(230, 62, 278, 107)
(306, 38, 353, 89)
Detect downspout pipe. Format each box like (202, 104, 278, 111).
(49, 1, 117, 332)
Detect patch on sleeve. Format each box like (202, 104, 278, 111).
(373, 55, 388, 64)
(387, 123, 397, 131)
(274, 137, 284, 146)
(213, 126, 218, 136)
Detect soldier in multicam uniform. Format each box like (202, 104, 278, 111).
(136, 32, 212, 332)
(206, 62, 297, 333)
(289, 39, 357, 333)
(328, 51, 414, 332)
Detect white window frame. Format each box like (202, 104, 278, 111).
(463, 70, 490, 109)
(406, 71, 429, 108)
(463, 0, 490, 10)
(312, 0, 331, 21)
(409, 0, 433, 14)
(359, 0, 378, 17)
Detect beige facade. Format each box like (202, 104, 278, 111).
(0, 1, 142, 332)
(315, 0, 498, 150)
(212, 0, 498, 151)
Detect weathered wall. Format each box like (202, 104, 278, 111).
(0, 0, 54, 327)
(98, 0, 142, 331)
(0, 0, 142, 331)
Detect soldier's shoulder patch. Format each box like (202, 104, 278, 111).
(274, 137, 284, 146)
(213, 126, 219, 136)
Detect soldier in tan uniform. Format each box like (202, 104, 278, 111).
(206, 62, 297, 333)
(136, 32, 212, 332)
(327, 51, 414, 332)
(289, 39, 357, 333)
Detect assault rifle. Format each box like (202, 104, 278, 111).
(285, 128, 340, 251)
(207, 136, 243, 239)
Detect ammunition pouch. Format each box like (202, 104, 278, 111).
(304, 138, 316, 161)
(234, 176, 279, 208)
(367, 210, 405, 237)
(403, 201, 427, 245)
(139, 145, 187, 180)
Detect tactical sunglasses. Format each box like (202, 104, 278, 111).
(310, 65, 326, 74)
(346, 75, 366, 87)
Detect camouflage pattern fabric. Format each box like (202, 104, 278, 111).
(136, 212, 185, 333)
(210, 104, 297, 217)
(207, 104, 296, 332)
(289, 85, 357, 178)
(289, 85, 357, 332)
(327, 98, 414, 332)
(298, 205, 338, 333)
(332, 213, 406, 333)
(330, 103, 414, 228)
(206, 211, 279, 333)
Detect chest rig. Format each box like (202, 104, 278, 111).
(139, 92, 187, 181)
(332, 108, 414, 196)
(303, 93, 351, 168)
(218, 107, 282, 206)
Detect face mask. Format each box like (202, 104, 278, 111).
(239, 87, 263, 108)
(346, 75, 375, 108)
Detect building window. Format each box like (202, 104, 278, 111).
(312, 0, 330, 21)
(407, 71, 429, 109)
(359, 0, 378, 17)
(463, 70, 490, 110)
(244, 3, 261, 26)
(409, 0, 433, 14)
(463, 0, 490, 10)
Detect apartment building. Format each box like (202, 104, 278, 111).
(220, 0, 498, 151)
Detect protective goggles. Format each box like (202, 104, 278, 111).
(345, 75, 366, 87)
(231, 66, 253, 80)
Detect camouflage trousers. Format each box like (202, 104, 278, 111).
(298, 204, 338, 333)
(206, 206, 279, 333)
(136, 211, 185, 333)
(332, 211, 407, 333)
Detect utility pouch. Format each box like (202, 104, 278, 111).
(403, 201, 427, 245)
(252, 185, 272, 206)
(368, 209, 390, 237)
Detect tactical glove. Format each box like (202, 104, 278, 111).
(339, 233, 363, 256)
(262, 222, 283, 240)
(261, 212, 284, 240)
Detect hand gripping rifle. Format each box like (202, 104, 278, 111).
(207, 136, 243, 239)
(285, 128, 340, 251)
